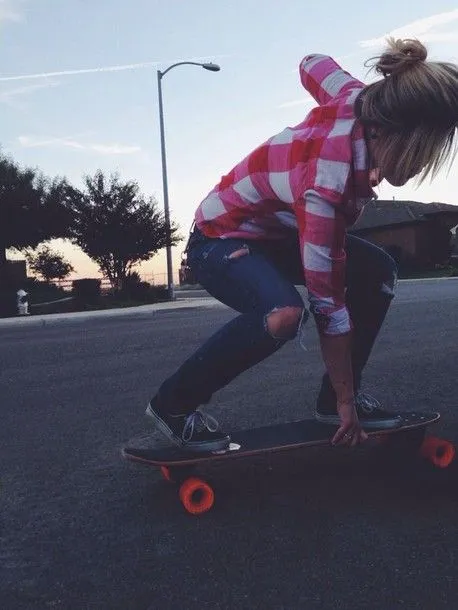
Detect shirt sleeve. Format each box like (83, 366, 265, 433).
(299, 54, 363, 106)
(293, 190, 352, 337)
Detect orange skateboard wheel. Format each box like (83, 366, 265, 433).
(179, 477, 215, 515)
(421, 437, 455, 468)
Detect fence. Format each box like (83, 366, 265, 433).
(57, 278, 112, 293)
(55, 273, 169, 293)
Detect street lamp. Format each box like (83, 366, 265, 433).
(157, 61, 221, 301)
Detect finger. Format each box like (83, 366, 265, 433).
(345, 434, 354, 447)
(344, 427, 363, 448)
(333, 426, 368, 448)
(354, 428, 368, 446)
(336, 430, 355, 447)
(350, 432, 359, 448)
(331, 426, 350, 446)
(347, 429, 360, 447)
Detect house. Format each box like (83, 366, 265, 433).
(350, 200, 458, 270)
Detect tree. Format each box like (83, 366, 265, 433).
(0, 154, 72, 267)
(26, 245, 74, 283)
(66, 170, 180, 290)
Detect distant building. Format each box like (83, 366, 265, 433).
(350, 200, 458, 270)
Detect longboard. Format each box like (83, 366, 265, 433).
(122, 411, 454, 515)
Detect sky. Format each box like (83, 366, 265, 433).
(2, 0, 458, 283)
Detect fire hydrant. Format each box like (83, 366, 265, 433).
(17, 289, 29, 315)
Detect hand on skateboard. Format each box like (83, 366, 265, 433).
(331, 400, 369, 447)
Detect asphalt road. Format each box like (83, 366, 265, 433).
(2, 279, 458, 609)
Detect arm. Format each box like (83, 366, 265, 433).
(295, 190, 353, 398)
(294, 190, 367, 445)
(299, 54, 363, 106)
(319, 333, 354, 404)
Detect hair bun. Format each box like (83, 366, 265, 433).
(374, 38, 428, 76)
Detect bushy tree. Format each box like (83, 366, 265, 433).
(0, 154, 72, 267)
(66, 170, 180, 290)
(26, 245, 74, 283)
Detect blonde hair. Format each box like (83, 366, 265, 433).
(356, 38, 458, 185)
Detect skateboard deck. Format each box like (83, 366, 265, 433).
(122, 411, 455, 515)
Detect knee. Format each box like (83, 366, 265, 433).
(265, 306, 306, 340)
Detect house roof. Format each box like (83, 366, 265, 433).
(351, 200, 458, 232)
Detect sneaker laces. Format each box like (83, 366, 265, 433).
(182, 410, 219, 443)
(355, 392, 381, 414)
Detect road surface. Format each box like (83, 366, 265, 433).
(2, 279, 458, 609)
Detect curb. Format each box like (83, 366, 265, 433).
(0, 297, 225, 328)
(399, 276, 458, 283)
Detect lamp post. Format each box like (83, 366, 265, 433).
(157, 61, 220, 301)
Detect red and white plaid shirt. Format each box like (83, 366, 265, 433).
(194, 54, 376, 336)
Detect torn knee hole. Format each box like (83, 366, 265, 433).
(265, 306, 304, 339)
(228, 247, 250, 260)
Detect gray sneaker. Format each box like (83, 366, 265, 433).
(315, 392, 403, 429)
(145, 400, 230, 453)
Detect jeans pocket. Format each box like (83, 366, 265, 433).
(189, 239, 250, 285)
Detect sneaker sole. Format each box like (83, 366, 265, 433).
(145, 403, 231, 453)
(314, 410, 403, 430)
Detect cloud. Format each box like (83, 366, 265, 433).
(18, 135, 141, 155)
(360, 9, 458, 48)
(0, 0, 23, 24)
(0, 80, 59, 105)
(0, 54, 232, 82)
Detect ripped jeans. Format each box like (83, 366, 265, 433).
(154, 227, 398, 415)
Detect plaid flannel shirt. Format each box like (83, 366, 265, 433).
(194, 54, 376, 336)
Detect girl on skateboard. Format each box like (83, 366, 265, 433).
(146, 38, 458, 452)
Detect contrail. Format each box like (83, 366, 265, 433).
(0, 61, 161, 81)
(0, 55, 231, 82)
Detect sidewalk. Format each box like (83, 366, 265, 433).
(1, 275, 457, 328)
(0, 296, 225, 328)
